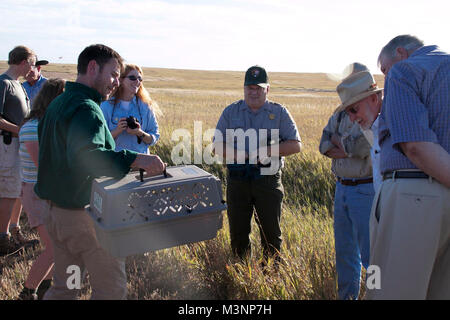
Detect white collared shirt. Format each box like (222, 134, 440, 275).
(370, 117, 382, 193)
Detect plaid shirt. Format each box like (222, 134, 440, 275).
(319, 110, 372, 178)
(379, 45, 450, 174)
(23, 75, 47, 105)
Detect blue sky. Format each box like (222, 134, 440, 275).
(1, 0, 449, 74)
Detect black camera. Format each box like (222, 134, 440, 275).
(125, 116, 143, 144)
(2, 131, 12, 145)
(126, 116, 139, 129)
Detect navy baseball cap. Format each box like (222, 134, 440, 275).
(244, 65, 269, 88)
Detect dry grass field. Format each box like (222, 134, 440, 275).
(0, 61, 384, 300)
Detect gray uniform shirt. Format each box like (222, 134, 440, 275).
(0, 73, 30, 126)
(319, 110, 372, 179)
(215, 99, 301, 157)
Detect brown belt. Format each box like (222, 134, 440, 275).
(337, 177, 373, 186)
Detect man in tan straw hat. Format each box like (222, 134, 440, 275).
(335, 66, 384, 193)
(319, 63, 377, 300)
(365, 35, 450, 300)
(334, 68, 383, 130)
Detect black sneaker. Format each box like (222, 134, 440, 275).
(18, 287, 38, 300)
(0, 233, 24, 257)
(36, 279, 52, 300)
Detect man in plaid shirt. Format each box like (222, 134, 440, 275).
(367, 35, 450, 299)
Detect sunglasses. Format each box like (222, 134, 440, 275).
(125, 75, 143, 82)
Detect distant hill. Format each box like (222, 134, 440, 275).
(0, 61, 384, 94)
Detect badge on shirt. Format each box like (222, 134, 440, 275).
(269, 113, 275, 120)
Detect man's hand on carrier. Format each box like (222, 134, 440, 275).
(131, 154, 166, 178)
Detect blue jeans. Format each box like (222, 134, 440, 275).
(334, 181, 374, 300)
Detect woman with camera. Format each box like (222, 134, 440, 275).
(100, 64, 161, 154)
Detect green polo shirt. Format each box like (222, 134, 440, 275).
(35, 82, 138, 209)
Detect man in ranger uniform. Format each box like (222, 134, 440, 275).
(214, 65, 301, 265)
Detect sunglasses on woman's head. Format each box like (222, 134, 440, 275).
(125, 75, 143, 82)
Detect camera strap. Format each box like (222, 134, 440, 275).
(111, 97, 143, 125)
(134, 96, 143, 125)
(0, 113, 11, 135)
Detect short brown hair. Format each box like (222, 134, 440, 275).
(77, 44, 124, 75)
(8, 46, 35, 65)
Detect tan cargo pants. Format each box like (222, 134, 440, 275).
(43, 203, 127, 300)
(366, 177, 450, 299)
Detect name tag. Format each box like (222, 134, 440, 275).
(93, 192, 103, 213)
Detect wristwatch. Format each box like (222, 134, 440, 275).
(137, 132, 145, 144)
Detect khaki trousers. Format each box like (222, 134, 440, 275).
(43, 203, 127, 300)
(366, 177, 450, 299)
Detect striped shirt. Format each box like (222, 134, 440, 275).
(378, 45, 450, 173)
(19, 119, 39, 183)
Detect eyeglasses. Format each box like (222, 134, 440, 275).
(347, 105, 359, 115)
(27, 60, 36, 68)
(125, 75, 143, 82)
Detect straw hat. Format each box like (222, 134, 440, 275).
(334, 70, 383, 113)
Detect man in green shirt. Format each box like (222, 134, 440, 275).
(35, 44, 165, 300)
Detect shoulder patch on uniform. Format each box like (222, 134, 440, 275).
(230, 99, 244, 106)
(266, 101, 285, 113)
(267, 100, 283, 108)
(225, 99, 245, 111)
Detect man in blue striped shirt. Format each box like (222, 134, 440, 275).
(366, 35, 450, 299)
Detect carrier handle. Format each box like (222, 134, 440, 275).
(139, 168, 168, 182)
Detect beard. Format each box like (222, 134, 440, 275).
(359, 121, 372, 131)
(103, 85, 118, 101)
(93, 77, 113, 101)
